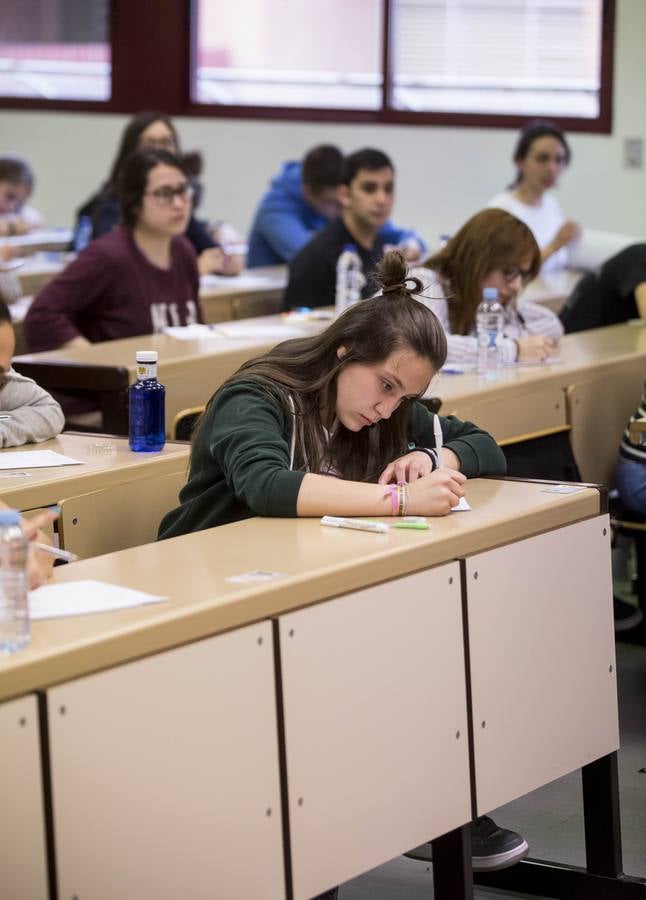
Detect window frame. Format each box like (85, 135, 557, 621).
(0, 0, 615, 134)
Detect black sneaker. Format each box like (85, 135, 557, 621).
(470, 815, 529, 871)
(614, 596, 644, 633)
(404, 816, 528, 871)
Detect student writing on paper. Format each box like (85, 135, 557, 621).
(0, 299, 64, 446)
(488, 120, 580, 274)
(75, 111, 244, 276)
(411, 209, 563, 367)
(24, 148, 201, 354)
(0, 502, 57, 589)
(159, 251, 530, 875)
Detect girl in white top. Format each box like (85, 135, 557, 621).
(411, 208, 564, 367)
(488, 120, 580, 273)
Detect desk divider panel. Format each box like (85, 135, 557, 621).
(0, 694, 48, 900)
(48, 621, 285, 900)
(58, 469, 187, 558)
(278, 564, 471, 900)
(466, 515, 619, 815)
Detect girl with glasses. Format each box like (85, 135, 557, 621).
(24, 148, 200, 365)
(75, 111, 244, 276)
(488, 119, 580, 274)
(410, 208, 564, 367)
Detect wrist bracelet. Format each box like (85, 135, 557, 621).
(383, 484, 399, 515)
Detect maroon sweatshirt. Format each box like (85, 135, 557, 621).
(24, 226, 201, 351)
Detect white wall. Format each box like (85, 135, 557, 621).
(1, 0, 645, 245)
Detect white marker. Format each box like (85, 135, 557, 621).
(433, 415, 443, 467)
(321, 516, 389, 534)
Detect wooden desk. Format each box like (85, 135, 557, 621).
(199, 265, 287, 323)
(0, 229, 72, 256)
(0, 434, 189, 558)
(13, 316, 318, 435)
(519, 268, 583, 314)
(0, 479, 632, 900)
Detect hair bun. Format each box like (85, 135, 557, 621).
(376, 249, 423, 298)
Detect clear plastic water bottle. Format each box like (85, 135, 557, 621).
(0, 509, 30, 654)
(476, 287, 504, 379)
(335, 244, 365, 314)
(129, 351, 166, 452)
(73, 215, 93, 253)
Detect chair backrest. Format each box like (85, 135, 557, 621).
(58, 469, 187, 559)
(568, 358, 644, 486)
(170, 406, 205, 441)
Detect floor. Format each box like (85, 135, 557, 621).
(336, 638, 646, 900)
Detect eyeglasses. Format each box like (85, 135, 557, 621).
(502, 266, 533, 285)
(145, 182, 194, 206)
(141, 137, 176, 152)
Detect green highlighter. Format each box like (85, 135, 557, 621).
(393, 521, 430, 530)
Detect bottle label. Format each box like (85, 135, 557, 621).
(137, 363, 157, 381)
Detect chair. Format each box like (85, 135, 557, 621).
(170, 406, 205, 441)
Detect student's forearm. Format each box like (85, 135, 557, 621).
(296, 472, 391, 517)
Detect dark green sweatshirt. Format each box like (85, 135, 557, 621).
(158, 381, 506, 540)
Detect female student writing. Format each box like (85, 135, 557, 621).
(411, 208, 564, 367)
(158, 251, 529, 878)
(24, 148, 200, 353)
(159, 250, 506, 539)
(488, 119, 581, 273)
(76, 111, 243, 275)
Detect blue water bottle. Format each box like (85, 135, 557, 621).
(73, 214, 93, 253)
(129, 351, 165, 452)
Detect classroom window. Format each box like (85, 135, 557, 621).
(0, 0, 111, 102)
(193, 0, 383, 110)
(391, 0, 603, 119)
(192, 0, 613, 131)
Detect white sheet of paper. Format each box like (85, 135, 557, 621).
(163, 324, 223, 340)
(451, 497, 472, 512)
(200, 272, 286, 290)
(214, 322, 307, 340)
(0, 450, 82, 470)
(29, 580, 168, 619)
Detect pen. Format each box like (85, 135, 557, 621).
(33, 542, 79, 563)
(321, 515, 389, 534)
(0, 415, 11, 420)
(433, 415, 443, 467)
(394, 522, 430, 530)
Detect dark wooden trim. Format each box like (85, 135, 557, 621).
(380, 0, 393, 113)
(582, 752, 623, 877)
(431, 824, 473, 900)
(0, 0, 616, 135)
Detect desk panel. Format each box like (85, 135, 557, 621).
(49, 621, 285, 900)
(0, 694, 48, 900)
(467, 515, 619, 814)
(280, 564, 471, 900)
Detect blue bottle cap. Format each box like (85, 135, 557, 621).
(0, 509, 21, 526)
(483, 287, 499, 301)
(342, 243, 358, 252)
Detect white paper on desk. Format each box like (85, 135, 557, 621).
(162, 324, 223, 340)
(451, 497, 472, 512)
(214, 322, 307, 340)
(0, 450, 82, 469)
(29, 580, 168, 619)
(200, 272, 286, 289)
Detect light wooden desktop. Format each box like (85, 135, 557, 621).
(0, 478, 626, 900)
(0, 434, 189, 558)
(0, 229, 72, 256)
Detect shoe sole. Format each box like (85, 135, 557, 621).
(404, 838, 529, 871)
(472, 838, 529, 871)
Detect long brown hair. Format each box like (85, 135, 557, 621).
(423, 208, 540, 335)
(196, 251, 447, 482)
